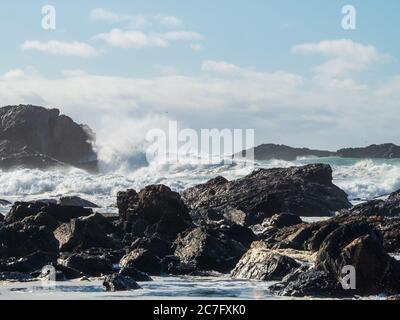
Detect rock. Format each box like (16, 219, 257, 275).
(21, 212, 60, 231)
(117, 185, 192, 241)
(182, 164, 351, 222)
(0, 222, 59, 258)
(0, 251, 57, 273)
(0, 272, 34, 282)
(120, 249, 161, 276)
(263, 213, 303, 229)
(0, 105, 97, 171)
(270, 268, 346, 298)
(336, 143, 400, 159)
(173, 227, 247, 273)
(130, 236, 172, 258)
(238, 144, 334, 161)
(5, 201, 93, 224)
(316, 222, 400, 295)
(0, 214, 3, 223)
(58, 196, 99, 208)
(160, 255, 197, 275)
(190, 208, 224, 224)
(54, 264, 85, 280)
(0, 199, 11, 206)
(348, 196, 400, 217)
(103, 274, 141, 292)
(58, 253, 114, 277)
(119, 267, 152, 282)
(54, 213, 115, 252)
(231, 242, 301, 281)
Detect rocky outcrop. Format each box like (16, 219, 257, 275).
(182, 164, 351, 221)
(58, 196, 99, 208)
(263, 213, 303, 229)
(103, 274, 141, 292)
(336, 143, 400, 159)
(58, 252, 114, 277)
(120, 249, 161, 276)
(119, 267, 152, 282)
(117, 185, 192, 242)
(238, 144, 334, 161)
(231, 242, 301, 281)
(0, 105, 97, 171)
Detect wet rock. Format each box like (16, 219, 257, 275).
(21, 211, 60, 231)
(117, 185, 192, 241)
(54, 213, 116, 252)
(58, 253, 114, 277)
(130, 236, 172, 258)
(349, 197, 400, 217)
(231, 242, 301, 281)
(0, 222, 59, 258)
(0, 199, 11, 206)
(263, 213, 303, 229)
(103, 274, 141, 292)
(182, 164, 351, 222)
(0, 105, 97, 171)
(0, 251, 58, 273)
(270, 268, 346, 298)
(58, 196, 99, 208)
(120, 249, 161, 276)
(0, 272, 34, 282)
(119, 267, 152, 282)
(5, 202, 93, 224)
(173, 226, 247, 273)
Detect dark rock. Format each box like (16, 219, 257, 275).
(5, 201, 93, 224)
(21, 211, 60, 231)
(182, 164, 351, 221)
(54, 213, 116, 252)
(160, 255, 197, 275)
(120, 249, 161, 276)
(263, 213, 303, 229)
(0, 199, 11, 206)
(0, 105, 97, 171)
(190, 208, 224, 224)
(270, 268, 347, 298)
(231, 242, 300, 281)
(119, 267, 152, 281)
(103, 274, 141, 292)
(336, 143, 400, 159)
(0, 222, 59, 258)
(54, 264, 85, 280)
(58, 253, 114, 277)
(58, 196, 99, 208)
(130, 236, 172, 258)
(117, 185, 192, 241)
(0, 272, 33, 282)
(0, 251, 57, 273)
(173, 226, 247, 273)
(348, 196, 400, 217)
(316, 222, 400, 295)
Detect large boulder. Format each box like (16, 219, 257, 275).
(54, 213, 116, 252)
(58, 196, 99, 208)
(0, 222, 59, 258)
(0, 251, 58, 273)
(0, 105, 97, 171)
(231, 242, 300, 281)
(5, 202, 93, 224)
(119, 267, 152, 282)
(173, 226, 247, 273)
(263, 213, 303, 229)
(120, 249, 161, 276)
(103, 274, 141, 292)
(316, 222, 400, 295)
(181, 164, 351, 222)
(58, 253, 114, 277)
(117, 185, 192, 241)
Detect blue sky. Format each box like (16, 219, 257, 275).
(1, 0, 400, 149)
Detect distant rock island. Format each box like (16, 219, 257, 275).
(239, 143, 400, 161)
(0, 105, 97, 171)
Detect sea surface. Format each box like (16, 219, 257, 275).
(0, 156, 399, 299)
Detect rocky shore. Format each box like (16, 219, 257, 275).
(0, 163, 399, 298)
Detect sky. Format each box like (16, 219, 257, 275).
(1, 0, 400, 150)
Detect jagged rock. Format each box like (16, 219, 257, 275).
(130, 236, 172, 258)
(21, 212, 60, 231)
(54, 213, 116, 252)
(348, 196, 400, 217)
(182, 164, 351, 222)
(231, 242, 301, 281)
(263, 213, 303, 229)
(5, 201, 93, 224)
(58, 196, 99, 208)
(120, 249, 161, 276)
(316, 226, 400, 295)
(58, 253, 114, 277)
(119, 267, 152, 282)
(117, 185, 192, 241)
(0, 222, 59, 258)
(173, 226, 247, 273)
(0, 105, 97, 171)
(160, 255, 197, 275)
(103, 274, 141, 292)
(189, 208, 224, 224)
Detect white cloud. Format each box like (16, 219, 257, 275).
(21, 40, 100, 57)
(292, 39, 385, 76)
(202, 60, 242, 74)
(94, 29, 205, 49)
(89, 8, 184, 28)
(190, 43, 203, 51)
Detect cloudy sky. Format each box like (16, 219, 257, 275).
(1, 0, 400, 150)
